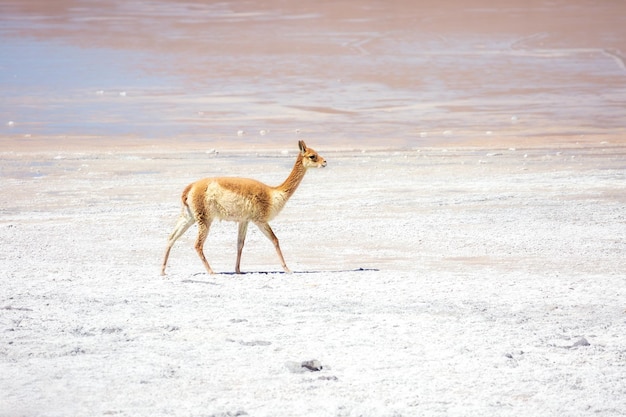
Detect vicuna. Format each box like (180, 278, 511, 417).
(161, 140, 326, 275)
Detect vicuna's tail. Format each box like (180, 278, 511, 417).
(181, 183, 193, 209)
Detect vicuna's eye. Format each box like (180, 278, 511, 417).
(309, 155, 317, 161)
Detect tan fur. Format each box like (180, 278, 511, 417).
(161, 140, 326, 275)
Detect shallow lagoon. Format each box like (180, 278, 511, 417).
(1, 0, 625, 150)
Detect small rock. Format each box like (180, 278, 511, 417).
(239, 340, 271, 346)
(208, 411, 248, 417)
(571, 337, 590, 348)
(301, 359, 323, 371)
(286, 359, 323, 373)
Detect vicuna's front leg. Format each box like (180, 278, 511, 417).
(236, 221, 249, 274)
(256, 222, 291, 273)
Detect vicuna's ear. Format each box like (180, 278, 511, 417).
(298, 140, 307, 154)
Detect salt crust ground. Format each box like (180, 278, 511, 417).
(1, 144, 625, 417)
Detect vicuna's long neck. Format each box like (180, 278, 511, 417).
(274, 153, 307, 200)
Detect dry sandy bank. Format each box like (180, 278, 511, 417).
(1, 141, 625, 416)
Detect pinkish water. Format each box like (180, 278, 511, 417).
(1, 0, 625, 150)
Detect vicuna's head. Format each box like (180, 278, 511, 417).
(299, 140, 327, 168)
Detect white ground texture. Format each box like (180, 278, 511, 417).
(1, 145, 625, 417)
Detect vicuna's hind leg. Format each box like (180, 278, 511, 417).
(195, 219, 215, 275)
(256, 222, 291, 273)
(161, 209, 196, 276)
(236, 221, 249, 274)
